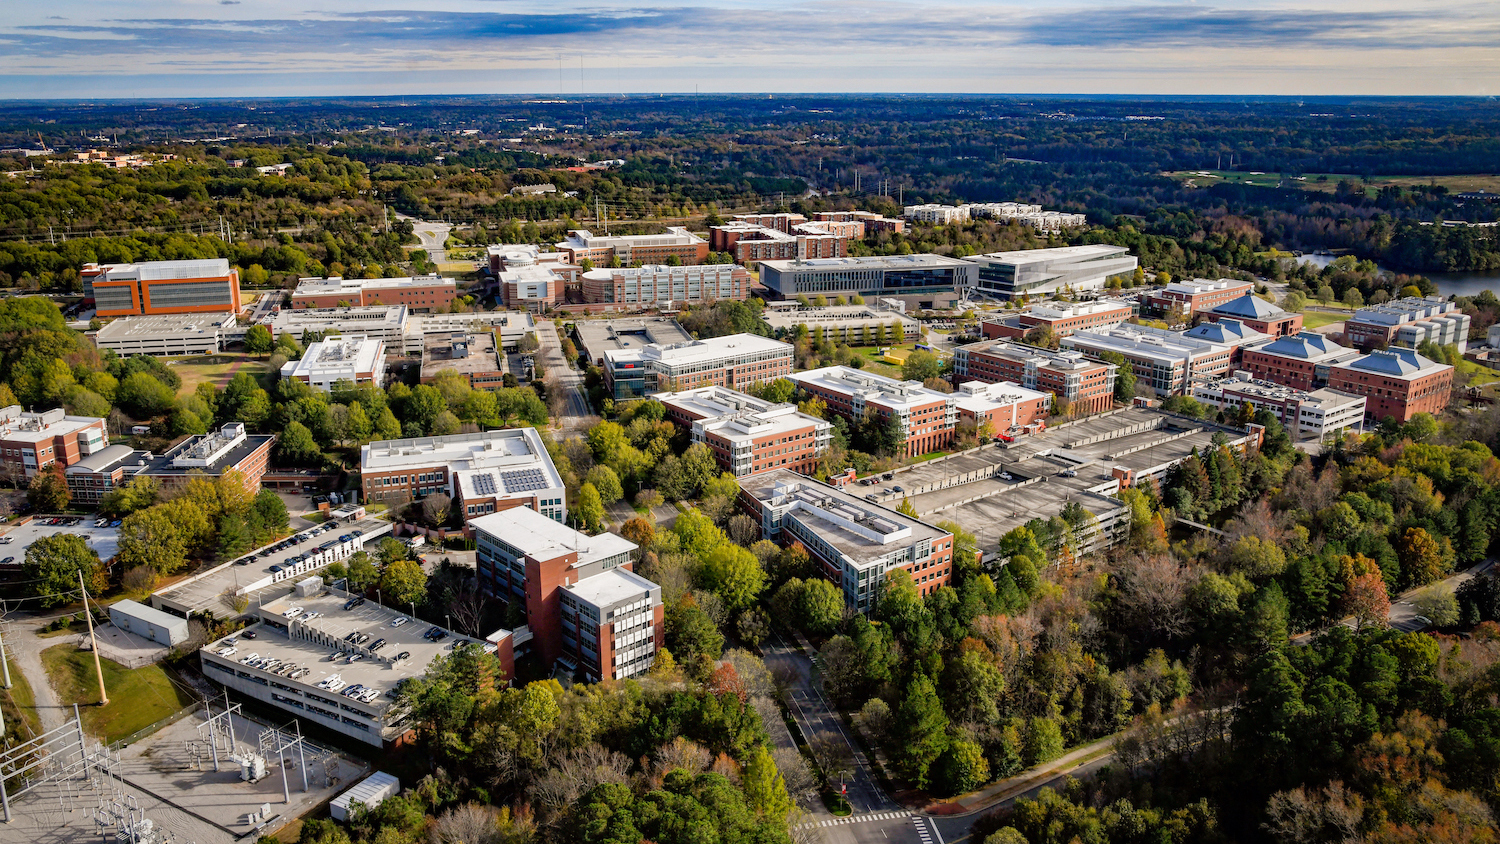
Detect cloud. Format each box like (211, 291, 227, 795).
(220, 1, 240, 5)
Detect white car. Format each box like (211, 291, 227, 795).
(240, 653, 261, 664)
(0, 537, 12, 544)
(391, 616, 409, 628)
(216, 646, 237, 657)
(359, 689, 380, 703)
(317, 674, 342, 689)
(326, 679, 347, 692)
(347, 654, 363, 664)
(282, 607, 303, 619)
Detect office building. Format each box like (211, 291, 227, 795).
(965, 245, 1137, 300)
(603, 334, 793, 401)
(580, 264, 750, 307)
(486, 243, 578, 278)
(554, 228, 709, 266)
(657, 386, 833, 477)
(757, 254, 977, 303)
(65, 444, 148, 506)
(0, 407, 108, 481)
(93, 312, 237, 357)
(83, 258, 242, 318)
(812, 210, 906, 234)
(762, 303, 919, 344)
(291, 276, 456, 312)
(1190, 375, 1367, 440)
(1344, 297, 1472, 353)
(953, 340, 1117, 415)
(1179, 319, 1272, 363)
(981, 299, 1134, 340)
(472, 506, 661, 682)
(1145, 279, 1255, 316)
(136, 423, 274, 494)
(1204, 294, 1303, 337)
(420, 332, 505, 390)
(418, 311, 536, 352)
(359, 428, 565, 521)
(950, 381, 1052, 436)
(574, 317, 694, 366)
(737, 469, 956, 611)
(1062, 327, 1234, 396)
(267, 305, 413, 349)
(1327, 348, 1455, 422)
(279, 336, 387, 392)
(709, 220, 852, 265)
(788, 367, 957, 457)
(498, 265, 566, 311)
(1239, 332, 1360, 391)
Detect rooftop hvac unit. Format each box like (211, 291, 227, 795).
(295, 577, 324, 598)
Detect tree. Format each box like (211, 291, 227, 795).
(902, 350, 945, 382)
(1096, 350, 1135, 402)
(741, 744, 794, 823)
(276, 421, 321, 465)
(1398, 526, 1450, 587)
(115, 371, 177, 417)
(380, 557, 429, 607)
(700, 545, 766, 613)
(347, 552, 379, 590)
(665, 597, 724, 661)
(898, 674, 950, 788)
(1022, 325, 1061, 350)
(898, 497, 919, 518)
(1344, 571, 1391, 630)
(244, 324, 273, 354)
(798, 578, 845, 635)
(117, 507, 189, 574)
(374, 407, 402, 440)
(621, 516, 656, 548)
(585, 465, 624, 505)
(573, 483, 606, 533)
(27, 464, 69, 512)
(937, 740, 991, 796)
(422, 493, 453, 528)
(23, 534, 105, 609)
(1022, 717, 1065, 766)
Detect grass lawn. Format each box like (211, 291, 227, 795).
(1300, 311, 1348, 330)
(1168, 170, 1500, 198)
(41, 643, 196, 744)
(169, 353, 274, 397)
(2, 651, 42, 742)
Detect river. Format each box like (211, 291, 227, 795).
(1297, 253, 1500, 298)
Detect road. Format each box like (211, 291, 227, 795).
(1293, 556, 1495, 644)
(396, 212, 452, 264)
(536, 319, 596, 436)
(3, 611, 73, 734)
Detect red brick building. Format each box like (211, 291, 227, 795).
(0, 408, 109, 482)
(954, 340, 1117, 415)
(1203, 294, 1303, 337)
(951, 381, 1051, 436)
(1238, 332, 1360, 391)
(981, 299, 1133, 340)
(555, 228, 709, 266)
(656, 386, 833, 477)
(1327, 348, 1454, 423)
(1146, 278, 1254, 317)
(291, 275, 456, 312)
(788, 367, 957, 457)
(135, 423, 274, 495)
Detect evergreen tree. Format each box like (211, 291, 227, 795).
(898, 673, 950, 788)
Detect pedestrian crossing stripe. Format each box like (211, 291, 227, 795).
(809, 811, 913, 827)
(914, 817, 934, 843)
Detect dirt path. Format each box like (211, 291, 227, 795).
(5, 619, 71, 733)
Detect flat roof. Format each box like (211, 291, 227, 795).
(657, 386, 829, 443)
(559, 227, 706, 248)
(0, 407, 103, 444)
(281, 336, 384, 379)
(757, 253, 970, 272)
(360, 428, 562, 488)
(271, 305, 408, 331)
(294, 275, 455, 295)
(789, 366, 952, 412)
(421, 332, 502, 378)
(564, 567, 657, 610)
(633, 333, 792, 366)
(88, 258, 232, 280)
(970, 244, 1128, 264)
(95, 313, 236, 342)
(952, 381, 1050, 413)
(958, 339, 1109, 372)
(574, 318, 694, 354)
(66, 443, 140, 473)
(762, 305, 917, 329)
(469, 505, 634, 567)
(1063, 328, 1226, 363)
(138, 432, 274, 477)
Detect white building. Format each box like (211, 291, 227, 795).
(603, 333, 794, 400)
(965, 245, 1138, 299)
(360, 428, 566, 522)
(93, 313, 238, 357)
(279, 336, 387, 391)
(1191, 374, 1367, 441)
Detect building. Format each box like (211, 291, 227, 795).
(267, 306, 413, 351)
(737, 469, 955, 610)
(331, 774, 401, 823)
(709, 220, 851, 265)
(93, 312, 237, 357)
(0, 407, 108, 481)
(64, 444, 148, 506)
(757, 254, 977, 305)
(603, 334, 794, 401)
(812, 210, 906, 234)
(291, 276, 456, 312)
(486, 243, 577, 277)
(953, 340, 1116, 415)
(579, 264, 750, 307)
(1344, 297, 1473, 353)
(951, 381, 1051, 436)
(964, 245, 1137, 300)
(903, 203, 1087, 231)
(1145, 279, 1255, 317)
(1062, 327, 1234, 396)
(359, 428, 565, 522)
(1204, 294, 1303, 337)
(1190, 375, 1367, 441)
(981, 299, 1134, 340)
(200, 586, 504, 747)
(498, 265, 566, 311)
(136, 423, 274, 493)
(83, 258, 243, 318)
(109, 599, 189, 647)
(420, 332, 505, 390)
(762, 303, 919, 344)
(279, 336, 387, 392)
(554, 228, 709, 267)
(1239, 332, 1360, 391)
(1179, 319, 1271, 363)
(657, 386, 833, 477)
(1327, 348, 1455, 423)
(903, 204, 972, 225)
(417, 312, 536, 352)
(472, 506, 661, 682)
(788, 367, 957, 457)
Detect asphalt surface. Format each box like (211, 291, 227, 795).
(536, 319, 596, 436)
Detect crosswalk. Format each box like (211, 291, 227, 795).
(914, 816, 935, 844)
(812, 811, 912, 827)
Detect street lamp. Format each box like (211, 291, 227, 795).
(410, 601, 416, 622)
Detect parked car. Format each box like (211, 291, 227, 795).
(242, 630, 257, 639)
(394, 651, 411, 662)
(391, 616, 409, 627)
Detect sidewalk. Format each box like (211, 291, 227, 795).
(925, 734, 1118, 816)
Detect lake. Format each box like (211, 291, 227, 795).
(1296, 254, 1500, 298)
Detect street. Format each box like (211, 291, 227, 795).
(535, 319, 596, 436)
(395, 212, 452, 265)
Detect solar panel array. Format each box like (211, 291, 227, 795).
(500, 468, 551, 493)
(472, 472, 497, 496)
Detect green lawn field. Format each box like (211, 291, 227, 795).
(42, 644, 196, 744)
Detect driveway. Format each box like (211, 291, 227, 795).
(3, 611, 76, 734)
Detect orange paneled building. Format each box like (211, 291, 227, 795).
(84, 259, 242, 318)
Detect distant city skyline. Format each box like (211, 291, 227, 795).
(3, 0, 1498, 99)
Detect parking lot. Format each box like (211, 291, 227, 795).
(0, 514, 121, 569)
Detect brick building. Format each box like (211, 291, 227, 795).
(603, 334, 794, 401)
(579, 264, 750, 307)
(788, 367, 957, 457)
(1145, 279, 1255, 317)
(472, 506, 661, 682)
(64, 444, 147, 507)
(1062, 327, 1233, 396)
(709, 220, 852, 265)
(657, 386, 833, 477)
(291, 276, 456, 312)
(554, 228, 709, 266)
(1178, 319, 1271, 364)
(359, 428, 566, 522)
(0, 407, 109, 482)
(1238, 332, 1360, 391)
(812, 210, 906, 234)
(1203, 294, 1303, 337)
(135, 423, 274, 495)
(953, 340, 1117, 415)
(1327, 348, 1455, 423)
(1344, 297, 1473, 353)
(83, 258, 242, 318)
(981, 299, 1134, 340)
(420, 332, 506, 391)
(950, 380, 1051, 437)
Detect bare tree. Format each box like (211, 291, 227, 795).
(652, 736, 711, 780)
(808, 730, 854, 787)
(431, 802, 502, 844)
(423, 493, 453, 528)
(1112, 553, 1192, 645)
(727, 651, 776, 699)
(772, 746, 818, 806)
(727, 514, 760, 547)
(528, 744, 631, 822)
(124, 565, 158, 596)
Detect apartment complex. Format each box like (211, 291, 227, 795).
(953, 340, 1117, 415)
(279, 336, 387, 392)
(360, 428, 564, 520)
(788, 367, 957, 457)
(554, 228, 709, 266)
(0, 407, 108, 481)
(811, 210, 906, 233)
(420, 332, 505, 390)
(1204, 294, 1303, 337)
(657, 386, 833, 477)
(757, 254, 976, 302)
(291, 276, 456, 312)
(761, 303, 920, 344)
(1344, 297, 1473, 353)
(710, 219, 853, 265)
(603, 334, 794, 400)
(902, 202, 1087, 231)
(83, 258, 242, 318)
(1190, 375, 1367, 441)
(965, 245, 1138, 299)
(1145, 279, 1255, 316)
(1062, 327, 1234, 396)
(472, 506, 661, 682)
(1239, 332, 1360, 391)
(64, 444, 148, 506)
(136, 423, 274, 494)
(738, 469, 956, 611)
(1327, 348, 1455, 422)
(579, 264, 750, 307)
(981, 299, 1134, 340)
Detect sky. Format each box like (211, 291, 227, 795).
(3, 0, 1499, 99)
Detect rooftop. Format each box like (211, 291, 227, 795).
(270, 305, 407, 332)
(1159, 278, 1253, 296)
(282, 336, 385, 377)
(1256, 331, 1355, 361)
(952, 380, 1051, 414)
(763, 305, 916, 330)
(958, 339, 1111, 372)
(1349, 296, 1463, 326)
(138, 425, 274, 478)
(469, 505, 635, 567)
(757, 253, 972, 272)
(970, 244, 1129, 265)
(657, 386, 831, 442)
(1210, 293, 1286, 320)
(574, 318, 694, 355)
(65, 443, 142, 474)
(1024, 298, 1134, 320)
(564, 567, 658, 610)
(0, 406, 103, 444)
(1198, 375, 1365, 407)
(421, 331, 502, 378)
(86, 258, 232, 280)
(789, 366, 953, 411)
(1342, 347, 1451, 378)
(94, 312, 236, 342)
(608, 333, 793, 368)
(1181, 318, 1269, 346)
(558, 227, 706, 249)
(360, 428, 562, 484)
(1064, 327, 1227, 362)
(293, 275, 455, 296)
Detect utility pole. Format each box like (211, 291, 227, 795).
(80, 571, 108, 706)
